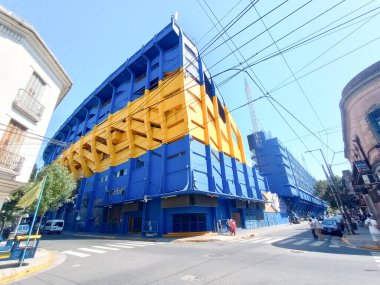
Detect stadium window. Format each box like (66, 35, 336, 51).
(136, 159, 145, 168)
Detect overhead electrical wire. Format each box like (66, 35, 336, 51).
(36, 2, 378, 170)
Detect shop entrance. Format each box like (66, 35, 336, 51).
(128, 216, 142, 233)
(173, 214, 206, 232)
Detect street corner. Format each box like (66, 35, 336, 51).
(0, 248, 63, 285)
(359, 244, 380, 251)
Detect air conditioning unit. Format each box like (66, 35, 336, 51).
(362, 174, 377, 184)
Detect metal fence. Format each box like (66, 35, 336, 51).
(142, 221, 158, 236)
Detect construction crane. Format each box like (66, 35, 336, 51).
(245, 78, 262, 161)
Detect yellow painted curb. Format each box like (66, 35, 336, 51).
(0, 251, 56, 284)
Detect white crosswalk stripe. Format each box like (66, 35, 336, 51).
(92, 246, 121, 251)
(230, 236, 346, 248)
(240, 239, 255, 243)
(78, 247, 107, 253)
(247, 238, 274, 244)
(62, 241, 159, 258)
(277, 238, 296, 245)
(106, 243, 134, 249)
(310, 241, 325, 246)
(63, 250, 90, 258)
(292, 240, 309, 245)
(116, 242, 148, 247)
(263, 238, 283, 244)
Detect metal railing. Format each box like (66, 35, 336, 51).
(0, 148, 25, 174)
(13, 89, 45, 121)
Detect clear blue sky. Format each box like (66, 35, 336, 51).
(2, 0, 380, 180)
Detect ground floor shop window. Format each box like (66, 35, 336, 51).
(173, 214, 206, 232)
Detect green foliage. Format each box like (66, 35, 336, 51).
(314, 176, 358, 210)
(32, 163, 77, 217)
(1, 164, 77, 229)
(0, 189, 25, 227)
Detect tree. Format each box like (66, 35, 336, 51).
(0, 190, 25, 232)
(314, 176, 358, 211)
(20, 163, 77, 232)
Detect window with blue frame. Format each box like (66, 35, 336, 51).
(367, 108, 380, 141)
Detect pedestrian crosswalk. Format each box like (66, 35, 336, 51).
(63, 241, 160, 258)
(370, 251, 380, 268)
(228, 236, 345, 248)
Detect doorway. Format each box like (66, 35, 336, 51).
(128, 216, 142, 233)
(232, 212, 242, 228)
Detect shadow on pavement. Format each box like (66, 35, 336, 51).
(268, 231, 371, 256)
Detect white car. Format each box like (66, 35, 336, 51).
(43, 220, 64, 234)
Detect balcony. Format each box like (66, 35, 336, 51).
(0, 148, 25, 175)
(12, 89, 45, 122)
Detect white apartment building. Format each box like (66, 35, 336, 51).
(0, 6, 71, 209)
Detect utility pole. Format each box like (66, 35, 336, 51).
(306, 149, 353, 234)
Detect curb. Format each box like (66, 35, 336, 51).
(0, 250, 56, 284)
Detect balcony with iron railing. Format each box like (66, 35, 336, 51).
(0, 148, 25, 175)
(12, 89, 45, 122)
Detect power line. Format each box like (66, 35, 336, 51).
(208, 0, 313, 71)
(253, 3, 330, 134)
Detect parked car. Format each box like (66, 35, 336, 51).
(321, 218, 343, 238)
(43, 220, 64, 234)
(4, 224, 31, 239)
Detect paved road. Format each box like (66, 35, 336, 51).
(13, 226, 380, 284)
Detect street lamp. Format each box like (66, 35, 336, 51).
(305, 149, 353, 234)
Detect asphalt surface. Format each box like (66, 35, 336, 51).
(11, 226, 380, 285)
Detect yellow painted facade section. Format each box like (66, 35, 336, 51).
(58, 69, 247, 178)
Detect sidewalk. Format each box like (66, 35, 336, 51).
(68, 222, 308, 243)
(0, 248, 65, 284)
(173, 222, 308, 242)
(345, 226, 380, 251)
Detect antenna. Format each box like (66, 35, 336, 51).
(171, 11, 179, 22)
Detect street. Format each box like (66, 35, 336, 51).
(12, 225, 380, 285)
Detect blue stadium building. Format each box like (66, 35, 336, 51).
(43, 20, 269, 236)
(248, 131, 327, 221)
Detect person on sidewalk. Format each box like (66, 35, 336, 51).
(364, 214, 380, 247)
(308, 218, 318, 240)
(226, 219, 231, 235)
(315, 217, 324, 241)
(230, 219, 236, 236)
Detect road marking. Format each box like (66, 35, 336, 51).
(310, 241, 325, 246)
(106, 243, 134, 249)
(292, 240, 309, 245)
(78, 247, 107, 253)
(263, 238, 283, 244)
(328, 244, 340, 248)
(116, 242, 147, 247)
(240, 239, 255, 243)
(277, 239, 296, 245)
(92, 246, 121, 251)
(248, 238, 273, 243)
(63, 250, 90, 258)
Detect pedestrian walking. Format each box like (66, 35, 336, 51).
(364, 214, 380, 247)
(308, 218, 318, 239)
(315, 217, 324, 241)
(226, 219, 231, 235)
(230, 218, 236, 236)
